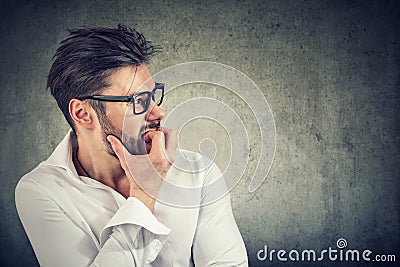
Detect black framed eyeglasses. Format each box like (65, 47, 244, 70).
(78, 83, 164, 115)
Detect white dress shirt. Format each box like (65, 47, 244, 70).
(15, 131, 248, 266)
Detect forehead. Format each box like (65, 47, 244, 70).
(106, 65, 155, 95)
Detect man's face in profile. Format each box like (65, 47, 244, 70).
(96, 65, 165, 156)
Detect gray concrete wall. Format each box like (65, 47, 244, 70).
(1, 0, 399, 266)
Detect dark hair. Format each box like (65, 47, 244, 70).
(47, 24, 158, 132)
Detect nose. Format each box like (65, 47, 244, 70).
(147, 101, 165, 122)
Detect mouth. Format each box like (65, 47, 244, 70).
(140, 121, 161, 141)
(141, 127, 160, 142)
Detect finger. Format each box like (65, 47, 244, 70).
(148, 131, 166, 157)
(159, 128, 178, 163)
(143, 130, 157, 143)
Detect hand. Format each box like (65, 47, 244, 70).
(143, 127, 179, 176)
(107, 128, 178, 211)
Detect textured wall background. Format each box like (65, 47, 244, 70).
(0, 0, 399, 266)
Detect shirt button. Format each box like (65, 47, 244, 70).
(147, 239, 162, 263)
(151, 239, 162, 252)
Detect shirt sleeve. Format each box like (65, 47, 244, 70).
(191, 161, 249, 266)
(15, 180, 170, 267)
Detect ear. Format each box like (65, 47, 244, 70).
(69, 99, 96, 129)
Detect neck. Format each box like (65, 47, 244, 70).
(73, 132, 129, 197)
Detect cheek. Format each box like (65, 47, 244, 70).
(106, 104, 131, 130)
(121, 110, 147, 135)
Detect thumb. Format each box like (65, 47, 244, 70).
(107, 135, 128, 170)
(107, 135, 142, 190)
(148, 131, 166, 156)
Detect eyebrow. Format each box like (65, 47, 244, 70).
(125, 66, 138, 96)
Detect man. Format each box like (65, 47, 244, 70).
(15, 24, 248, 266)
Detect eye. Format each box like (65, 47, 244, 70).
(134, 98, 144, 105)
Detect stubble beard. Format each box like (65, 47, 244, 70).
(99, 113, 159, 157)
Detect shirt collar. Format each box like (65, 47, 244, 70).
(45, 130, 81, 179)
(44, 130, 123, 193)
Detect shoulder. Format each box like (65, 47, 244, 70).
(176, 148, 202, 161)
(174, 148, 215, 169)
(172, 148, 223, 184)
(16, 161, 70, 195)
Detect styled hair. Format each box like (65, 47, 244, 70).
(47, 24, 158, 132)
